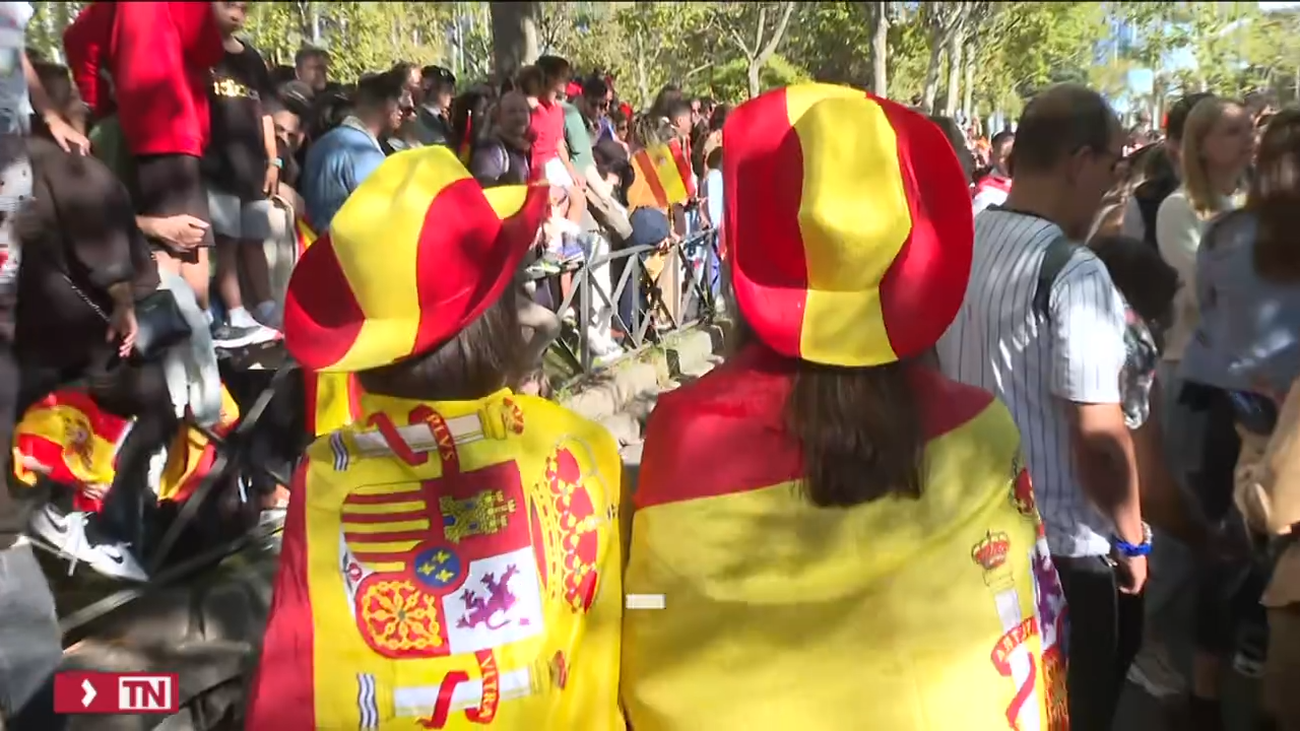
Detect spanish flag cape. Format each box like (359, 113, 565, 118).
(621, 347, 1069, 731)
(13, 387, 241, 511)
(294, 217, 366, 436)
(248, 389, 627, 730)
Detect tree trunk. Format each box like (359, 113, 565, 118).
(962, 41, 975, 121)
(747, 62, 763, 100)
(490, 1, 540, 81)
(943, 32, 962, 118)
(922, 41, 943, 113)
(870, 1, 888, 97)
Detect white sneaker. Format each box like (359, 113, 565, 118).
(28, 505, 149, 583)
(211, 322, 282, 350)
(588, 331, 622, 357)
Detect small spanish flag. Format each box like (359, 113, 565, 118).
(295, 217, 317, 258)
(627, 138, 694, 210)
(13, 387, 242, 511)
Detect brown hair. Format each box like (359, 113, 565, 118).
(357, 288, 527, 402)
(1248, 108, 1300, 283)
(785, 360, 925, 507)
(515, 66, 543, 98)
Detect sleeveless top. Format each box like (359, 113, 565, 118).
(248, 389, 626, 730)
(622, 347, 1068, 730)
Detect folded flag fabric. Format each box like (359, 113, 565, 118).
(303, 370, 364, 436)
(296, 217, 317, 257)
(293, 217, 367, 436)
(621, 349, 1069, 730)
(248, 390, 627, 730)
(627, 139, 693, 211)
(14, 387, 241, 512)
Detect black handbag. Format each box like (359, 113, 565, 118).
(62, 273, 192, 360)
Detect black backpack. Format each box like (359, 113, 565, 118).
(1132, 175, 1179, 250)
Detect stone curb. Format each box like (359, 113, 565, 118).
(560, 323, 728, 424)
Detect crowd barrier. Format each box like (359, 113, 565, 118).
(50, 226, 729, 639)
(539, 227, 726, 384)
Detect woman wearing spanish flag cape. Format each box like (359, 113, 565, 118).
(247, 146, 626, 729)
(621, 85, 1069, 730)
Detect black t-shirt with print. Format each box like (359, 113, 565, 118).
(203, 41, 273, 201)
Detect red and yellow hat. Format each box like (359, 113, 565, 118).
(283, 146, 549, 373)
(723, 84, 973, 367)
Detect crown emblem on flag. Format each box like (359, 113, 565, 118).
(532, 441, 604, 613)
(971, 531, 1011, 573)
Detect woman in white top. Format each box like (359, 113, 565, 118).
(1154, 95, 1255, 720)
(1156, 97, 1254, 365)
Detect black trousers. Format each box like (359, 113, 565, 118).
(1173, 382, 1266, 655)
(1054, 554, 1145, 731)
(0, 340, 176, 549)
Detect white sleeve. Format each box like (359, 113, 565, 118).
(1049, 253, 1127, 404)
(972, 187, 1003, 215)
(1156, 194, 1201, 310)
(1119, 196, 1145, 239)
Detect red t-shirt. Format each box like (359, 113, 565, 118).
(529, 99, 565, 172)
(65, 1, 223, 157)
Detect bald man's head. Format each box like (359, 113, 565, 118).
(1011, 84, 1121, 176)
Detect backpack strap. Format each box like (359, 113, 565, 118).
(1033, 236, 1081, 321)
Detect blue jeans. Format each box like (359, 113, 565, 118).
(0, 540, 65, 728)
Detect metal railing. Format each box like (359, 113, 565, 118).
(531, 227, 726, 384)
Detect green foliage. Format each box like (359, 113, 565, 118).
(23, 0, 1300, 124)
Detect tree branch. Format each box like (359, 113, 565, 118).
(725, 23, 754, 58)
(684, 61, 714, 80)
(756, 2, 796, 64)
(753, 7, 767, 60)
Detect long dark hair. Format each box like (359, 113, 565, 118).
(721, 308, 928, 508)
(357, 289, 527, 402)
(785, 360, 925, 507)
(1248, 108, 1300, 283)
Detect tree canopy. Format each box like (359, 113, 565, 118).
(22, 1, 1300, 118)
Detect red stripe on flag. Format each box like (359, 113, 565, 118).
(341, 509, 429, 524)
(344, 529, 430, 544)
(342, 490, 424, 505)
(633, 149, 669, 208)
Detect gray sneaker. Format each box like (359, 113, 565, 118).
(1127, 641, 1187, 699)
(212, 322, 281, 350)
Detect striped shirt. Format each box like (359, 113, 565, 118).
(937, 209, 1128, 558)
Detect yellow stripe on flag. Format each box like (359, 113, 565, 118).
(789, 88, 911, 365)
(340, 500, 425, 515)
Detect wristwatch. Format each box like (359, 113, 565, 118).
(1112, 522, 1153, 557)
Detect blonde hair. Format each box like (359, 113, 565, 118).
(1181, 97, 1244, 219)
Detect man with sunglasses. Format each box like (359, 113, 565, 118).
(577, 76, 615, 143)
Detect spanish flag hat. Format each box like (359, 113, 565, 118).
(283, 146, 549, 372)
(724, 84, 973, 367)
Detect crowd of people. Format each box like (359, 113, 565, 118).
(3, 2, 1300, 731)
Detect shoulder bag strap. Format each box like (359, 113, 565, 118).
(1033, 236, 1081, 321)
